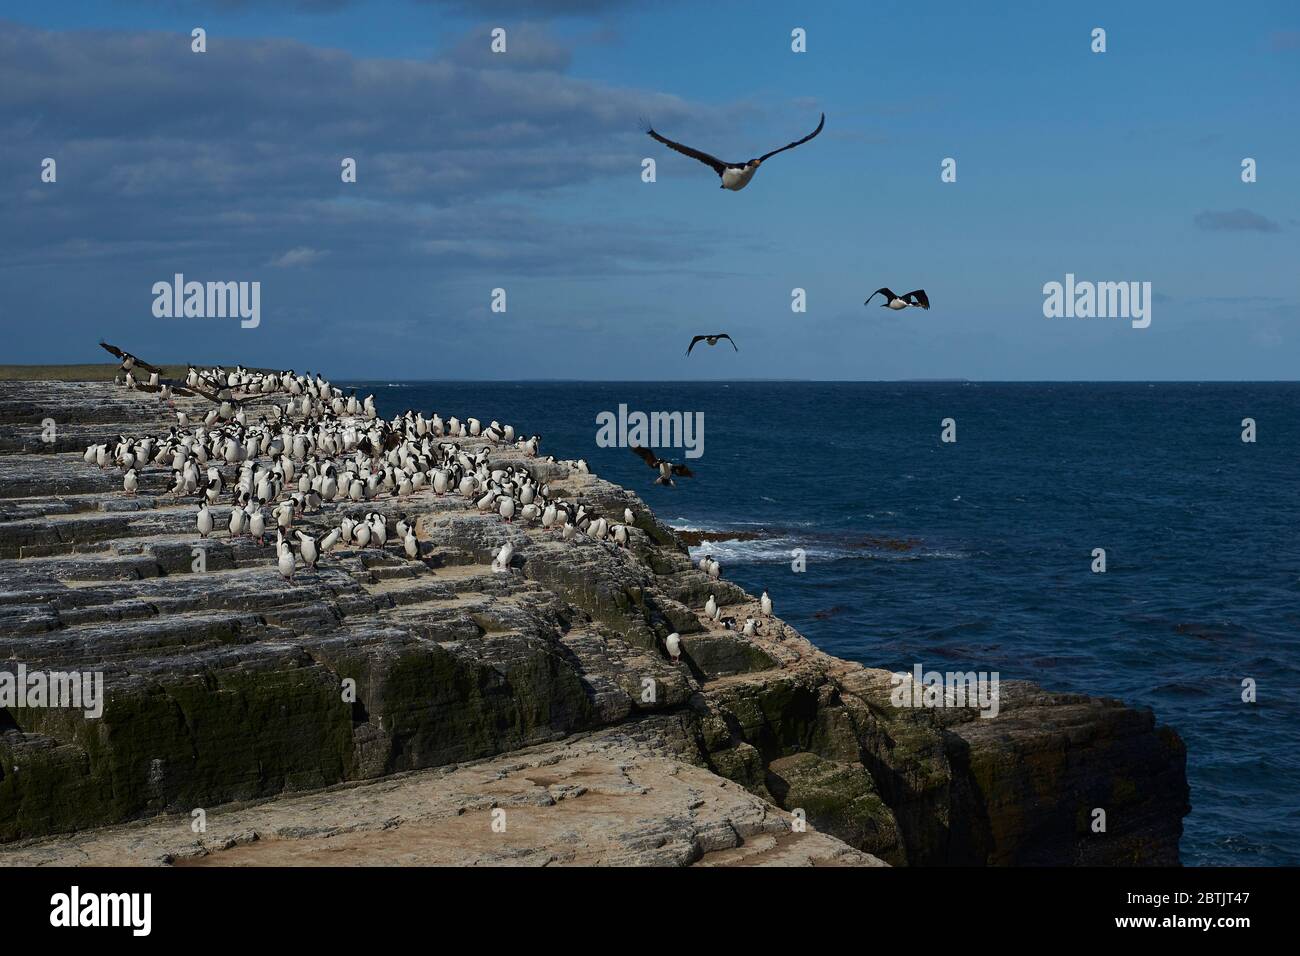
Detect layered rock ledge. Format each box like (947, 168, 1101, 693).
(0, 380, 1189, 865)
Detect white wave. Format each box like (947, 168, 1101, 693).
(688, 537, 842, 564)
(668, 520, 727, 533)
(687, 535, 969, 566)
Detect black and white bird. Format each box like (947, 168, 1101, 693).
(686, 333, 738, 356)
(492, 541, 514, 573)
(297, 530, 319, 571)
(196, 501, 214, 538)
(646, 113, 825, 191)
(865, 288, 930, 311)
(277, 540, 296, 581)
(100, 341, 160, 374)
(630, 445, 694, 487)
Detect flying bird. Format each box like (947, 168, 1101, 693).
(646, 113, 825, 191)
(134, 378, 196, 398)
(686, 333, 738, 356)
(630, 445, 695, 487)
(188, 382, 254, 406)
(100, 341, 161, 374)
(866, 288, 930, 311)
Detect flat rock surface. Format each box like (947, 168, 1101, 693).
(0, 723, 882, 867)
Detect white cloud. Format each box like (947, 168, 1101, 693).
(269, 246, 327, 267)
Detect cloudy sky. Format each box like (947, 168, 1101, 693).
(1, 0, 1297, 379)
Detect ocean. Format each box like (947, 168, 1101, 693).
(354, 380, 1300, 867)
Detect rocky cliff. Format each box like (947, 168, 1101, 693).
(0, 379, 1189, 865)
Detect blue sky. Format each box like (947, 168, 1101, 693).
(1, 0, 1297, 379)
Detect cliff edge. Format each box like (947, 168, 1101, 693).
(0, 379, 1189, 865)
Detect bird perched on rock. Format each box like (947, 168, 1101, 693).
(298, 530, 319, 570)
(666, 632, 681, 664)
(761, 591, 773, 617)
(369, 514, 387, 549)
(492, 541, 514, 573)
(274, 500, 294, 533)
(277, 541, 296, 581)
(249, 504, 266, 544)
(197, 501, 213, 538)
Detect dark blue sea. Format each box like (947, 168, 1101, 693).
(354, 380, 1300, 867)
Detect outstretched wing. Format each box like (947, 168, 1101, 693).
(671, 463, 695, 478)
(865, 288, 896, 306)
(189, 383, 252, 406)
(101, 342, 161, 373)
(716, 334, 738, 351)
(630, 445, 660, 469)
(757, 112, 825, 163)
(192, 371, 225, 391)
(905, 289, 930, 309)
(136, 378, 196, 396)
(686, 335, 707, 356)
(647, 127, 728, 176)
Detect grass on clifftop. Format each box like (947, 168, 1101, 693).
(0, 364, 196, 382)
(0, 363, 283, 382)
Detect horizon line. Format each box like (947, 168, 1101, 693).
(6, 365, 1300, 386)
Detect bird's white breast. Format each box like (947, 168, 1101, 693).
(721, 166, 756, 191)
